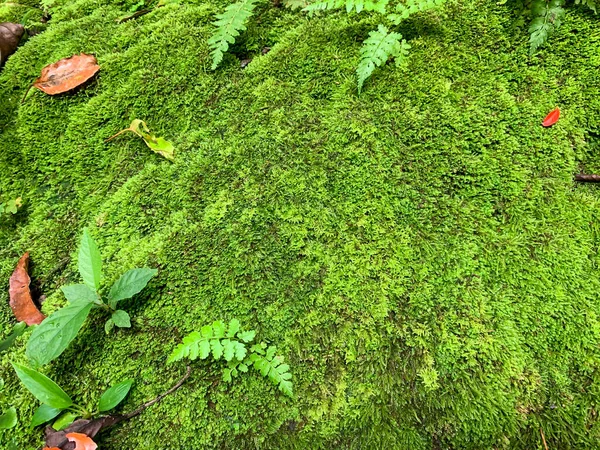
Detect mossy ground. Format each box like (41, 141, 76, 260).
(1, 0, 600, 448)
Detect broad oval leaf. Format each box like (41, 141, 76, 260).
(31, 404, 63, 427)
(111, 310, 131, 328)
(107, 268, 157, 308)
(11, 363, 72, 409)
(78, 229, 102, 291)
(98, 379, 134, 412)
(26, 301, 94, 367)
(0, 407, 17, 429)
(33, 54, 100, 96)
(61, 284, 98, 304)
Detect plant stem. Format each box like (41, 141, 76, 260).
(123, 365, 191, 420)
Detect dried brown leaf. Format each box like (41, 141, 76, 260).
(9, 253, 45, 326)
(0, 22, 24, 67)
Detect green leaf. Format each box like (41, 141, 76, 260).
(98, 379, 134, 412)
(52, 411, 78, 431)
(227, 319, 240, 337)
(105, 318, 115, 334)
(211, 339, 223, 359)
(31, 404, 63, 427)
(208, 0, 257, 70)
(222, 339, 235, 361)
(212, 320, 226, 338)
(199, 340, 211, 359)
(26, 301, 94, 367)
(0, 407, 17, 429)
(236, 330, 256, 343)
(11, 363, 73, 409)
(111, 310, 131, 328)
(222, 368, 232, 382)
(107, 268, 157, 308)
(234, 341, 247, 360)
(61, 284, 99, 304)
(201, 324, 213, 338)
(279, 379, 293, 397)
(0, 321, 27, 353)
(78, 228, 102, 291)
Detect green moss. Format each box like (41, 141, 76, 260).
(1, 0, 600, 448)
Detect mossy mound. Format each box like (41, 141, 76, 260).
(1, 0, 600, 448)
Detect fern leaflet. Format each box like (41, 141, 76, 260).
(357, 25, 410, 92)
(247, 344, 293, 397)
(304, 0, 388, 14)
(208, 0, 257, 70)
(388, 0, 448, 24)
(528, 0, 566, 54)
(574, 0, 597, 12)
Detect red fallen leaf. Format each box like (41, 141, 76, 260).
(542, 107, 560, 127)
(43, 448, 61, 450)
(33, 53, 99, 95)
(9, 253, 45, 325)
(66, 433, 97, 450)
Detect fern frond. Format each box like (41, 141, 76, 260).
(247, 345, 293, 397)
(208, 0, 257, 70)
(388, 0, 447, 24)
(528, 0, 566, 54)
(168, 319, 253, 363)
(574, 0, 597, 13)
(356, 25, 410, 93)
(283, 0, 310, 9)
(304, 0, 388, 14)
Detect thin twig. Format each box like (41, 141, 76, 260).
(21, 84, 33, 104)
(575, 173, 600, 182)
(540, 427, 549, 450)
(123, 365, 191, 420)
(117, 9, 152, 23)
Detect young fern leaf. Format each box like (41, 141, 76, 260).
(247, 346, 293, 397)
(574, 0, 597, 12)
(388, 0, 447, 24)
(304, 0, 388, 14)
(357, 25, 410, 93)
(528, 0, 566, 54)
(208, 0, 257, 70)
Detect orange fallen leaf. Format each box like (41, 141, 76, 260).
(66, 432, 97, 450)
(33, 53, 99, 95)
(43, 447, 61, 450)
(542, 107, 560, 127)
(9, 252, 45, 325)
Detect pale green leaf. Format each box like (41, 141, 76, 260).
(111, 310, 131, 328)
(31, 404, 63, 427)
(108, 268, 157, 308)
(61, 284, 99, 304)
(78, 228, 102, 291)
(52, 411, 78, 431)
(0, 407, 17, 429)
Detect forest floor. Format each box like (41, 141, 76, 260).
(1, 0, 600, 448)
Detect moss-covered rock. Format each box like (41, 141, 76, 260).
(1, 0, 600, 448)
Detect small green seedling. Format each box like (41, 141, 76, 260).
(26, 228, 157, 367)
(0, 322, 27, 353)
(0, 197, 22, 216)
(169, 319, 294, 397)
(106, 119, 174, 161)
(12, 362, 133, 430)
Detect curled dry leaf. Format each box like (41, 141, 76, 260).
(542, 107, 560, 127)
(106, 119, 175, 161)
(33, 53, 100, 95)
(0, 22, 24, 67)
(66, 433, 97, 450)
(44, 417, 118, 450)
(9, 253, 45, 326)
